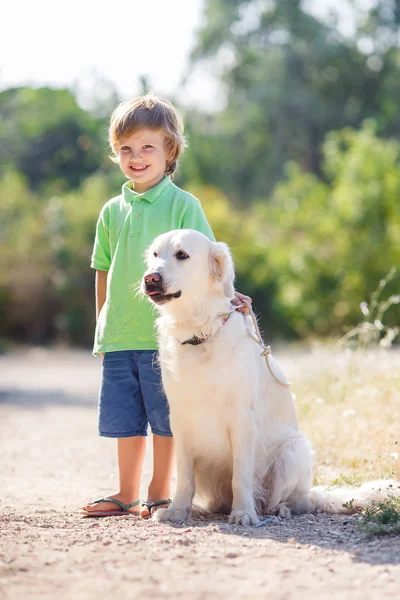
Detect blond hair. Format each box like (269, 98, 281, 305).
(109, 93, 187, 176)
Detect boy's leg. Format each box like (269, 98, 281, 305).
(139, 351, 175, 517)
(83, 436, 146, 513)
(140, 434, 174, 516)
(83, 351, 148, 514)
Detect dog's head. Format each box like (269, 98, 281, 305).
(141, 229, 235, 308)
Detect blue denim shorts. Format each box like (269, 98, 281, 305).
(98, 350, 172, 438)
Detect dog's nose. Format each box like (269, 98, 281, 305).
(144, 272, 162, 284)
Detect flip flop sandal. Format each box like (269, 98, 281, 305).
(141, 499, 172, 519)
(80, 497, 141, 517)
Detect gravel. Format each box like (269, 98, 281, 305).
(1, 348, 399, 600)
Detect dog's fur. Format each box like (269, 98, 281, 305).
(142, 229, 399, 525)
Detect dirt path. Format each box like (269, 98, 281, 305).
(1, 348, 399, 600)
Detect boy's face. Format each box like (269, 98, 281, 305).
(117, 128, 171, 193)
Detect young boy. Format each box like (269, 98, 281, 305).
(82, 94, 249, 518)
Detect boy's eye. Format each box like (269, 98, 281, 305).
(143, 144, 153, 149)
(175, 250, 189, 261)
(120, 146, 130, 152)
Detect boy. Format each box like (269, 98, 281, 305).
(82, 94, 249, 518)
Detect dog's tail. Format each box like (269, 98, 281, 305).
(309, 479, 400, 514)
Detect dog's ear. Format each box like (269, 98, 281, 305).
(209, 242, 235, 299)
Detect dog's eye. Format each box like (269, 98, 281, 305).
(176, 250, 189, 261)
(153, 251, 158, 258)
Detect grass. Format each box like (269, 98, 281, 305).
(354, 496, 400, 538)
(331, 473, 363, 487)
(278, 343, 400, 536)
(339, 267, 400, 350)
(280, 344, 400, 490)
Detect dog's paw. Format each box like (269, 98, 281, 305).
(153, 507, 189, 523)
(276, 503, 292, 519)
(228, 509, 259, 526)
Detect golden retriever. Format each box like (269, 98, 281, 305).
(142, 229, 398, 525)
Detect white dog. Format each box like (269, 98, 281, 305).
(142, 229, 398, 525)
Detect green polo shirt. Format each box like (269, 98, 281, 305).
(91, 176, 215, 354)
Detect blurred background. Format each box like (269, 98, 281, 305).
(1, 0, 399, 349)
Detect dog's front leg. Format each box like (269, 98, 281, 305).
(228, 414, 260, 526)
(154, 440, 195, 523)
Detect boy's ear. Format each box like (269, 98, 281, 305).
(209, 242, 235, 299)
(164, 139, 175, 163)
(164, 146, 176, 174)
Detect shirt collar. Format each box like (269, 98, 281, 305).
(122, 175, 172, 204)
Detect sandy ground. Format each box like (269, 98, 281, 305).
(0, 347, 399, 600)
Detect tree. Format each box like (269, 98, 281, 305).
(0, 87, 107, 190)
(184, 0, 400, 202)
(265, 122, 400, 336)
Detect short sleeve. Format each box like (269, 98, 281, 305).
(181, 199, 215, 242)
(90, 206, 111, 270)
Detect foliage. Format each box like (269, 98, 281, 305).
(0, 170, 114, 345)
(1, 106, 400, 344)
(0, 170, 53, 341)
(184, 0, 400, 201)
(344, 495, 400, 538)
(260, 122, 400, 337)
(2, 0, 400, 345)
(0, 87, 107, 191)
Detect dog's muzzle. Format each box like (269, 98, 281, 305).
(142, 272, 182, 304)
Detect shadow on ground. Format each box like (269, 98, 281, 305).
(157, 511, 400, 567)
(0, 388, 97, 408)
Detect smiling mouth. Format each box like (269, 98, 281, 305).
(145, 289, 182, 304)
(130, 165, 149, 172)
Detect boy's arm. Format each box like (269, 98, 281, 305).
(95, 270, 108, 320)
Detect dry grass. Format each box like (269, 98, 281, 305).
(279, 344, 400, 487)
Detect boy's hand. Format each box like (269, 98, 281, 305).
(232, 291, 252, 314)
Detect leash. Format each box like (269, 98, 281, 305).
(241, 299, 291, 388)
(254, 516, 275, 527)
(180, 300, 291, 388)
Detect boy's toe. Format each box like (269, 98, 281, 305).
(141, 499, 172, 519)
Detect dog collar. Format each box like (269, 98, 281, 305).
(181, 312, 233, 346)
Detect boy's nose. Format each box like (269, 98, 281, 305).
(129, 148, 142, 160)
(144, 272, 161, 284)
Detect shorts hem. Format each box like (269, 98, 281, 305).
(98, 430, 148, 438)
(151, 428, 173, 438)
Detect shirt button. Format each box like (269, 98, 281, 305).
(135, 213, 141, 218)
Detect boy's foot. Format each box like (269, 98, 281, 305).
(81, 494, 141, 517)
(141, 498, 172, 519)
